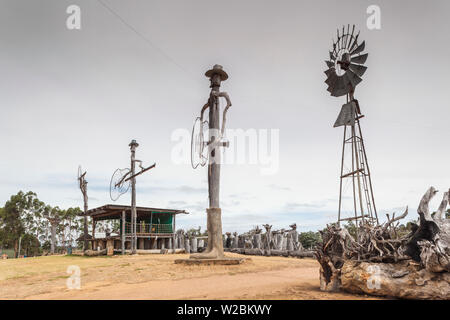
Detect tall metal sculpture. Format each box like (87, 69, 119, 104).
(190, 64, 232, 259)
(78, 166, 89, 251)
(109, 140, 156, 254)
(324, 25, 378, 226)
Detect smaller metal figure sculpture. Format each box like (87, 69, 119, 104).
(109, 140, 156, 254)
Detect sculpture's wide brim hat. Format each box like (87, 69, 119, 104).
(205, 64, 228, 81)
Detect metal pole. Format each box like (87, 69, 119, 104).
(349, 93, 365, 225)
(352, 124, 365, 222)
(337, 125, 347, 226)
(351, 124, 358, 223)
(356, 119, 379, 224)
(129, 139, 139, 254)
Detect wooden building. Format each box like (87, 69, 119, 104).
(82, 204, 188, 254)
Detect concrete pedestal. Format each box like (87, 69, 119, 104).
(138, 238, 145, 250)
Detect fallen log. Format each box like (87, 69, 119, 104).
(84, 249, 107, 256)
(268, 249, 288, 257)
(289, 250, 315, 258)
(244, 248, 264, 256)
(341, 260, 450, 300)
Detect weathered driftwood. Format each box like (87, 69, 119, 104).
(226, 247, 314, 259)
(316, 187, 449, 298)
(405, 187, 450, 272)
(244, 248, 265, 256)
(341, 260, 450, 300)
(289, 250, 315, 258)
(84, 249, 107, 256)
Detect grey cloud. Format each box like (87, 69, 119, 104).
(268, 184, 292, 191)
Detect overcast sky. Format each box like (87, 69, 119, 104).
(0, 0, 448, 233)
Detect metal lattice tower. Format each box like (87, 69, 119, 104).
(324, 25, 379, 226)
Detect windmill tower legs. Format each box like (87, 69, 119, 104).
(337, 97, 378, 227)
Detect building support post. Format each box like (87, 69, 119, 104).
(121, 210, 125, 254)
(172, 213, 176, 250)
(92, 219, 96, 239)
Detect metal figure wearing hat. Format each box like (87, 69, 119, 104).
(191, 64, 232, 260)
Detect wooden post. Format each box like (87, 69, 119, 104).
(82, 194, 88, 252)
(121, 210, 125, 254)
(78, 168, 89, 252)
(106, 239, 114, 256)
(92, 219, 96, 239)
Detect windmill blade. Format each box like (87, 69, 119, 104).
(326, 74, 339, 93)
(324, 68, 335, 77)
(331, 76, 346, 97)
(350, 53, 368, 64)
(325, 60, 334, 68)
(343, 25, 349, 49)
(349, 32, 359, 52)
(325, 72, 337, 85)
(336, 74, 353, 96)
(348, 63, 368, 77)
(329, 50, 336, 61)
(336, 29, 341, 51)
(333, 75, 345, 90)
(346, 70, 363, 88)
(350, 41, 365, 55)
(347, 25, 355, 49)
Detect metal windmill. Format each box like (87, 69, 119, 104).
(190, 64, 232, 260)
(324, 25, 379, 227)
(77, 165, 89, 251)
(109, 140, 156, 254)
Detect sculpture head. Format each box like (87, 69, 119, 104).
(205, 64, 228, 88)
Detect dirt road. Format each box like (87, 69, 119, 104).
(0, 253, 378, 300)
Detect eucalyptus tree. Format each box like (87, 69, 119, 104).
(43, 206, 63, 254)
(58, 207, 83, 250)
(0, 191, 46, 257)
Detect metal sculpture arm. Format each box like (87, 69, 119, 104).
(200, 102, 209, 122)
(212, 91, 232, 137)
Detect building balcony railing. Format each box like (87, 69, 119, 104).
(124, 222, 173, 235)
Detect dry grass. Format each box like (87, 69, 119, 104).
(0, 253, 379, 300)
